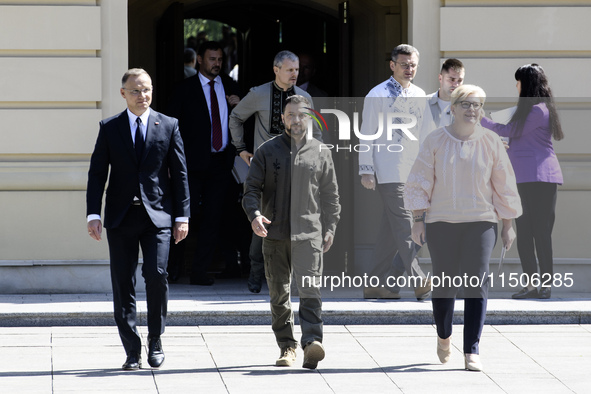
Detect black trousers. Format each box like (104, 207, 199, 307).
(188, 155, 233, 280)
(426, 221, 497, 354)
(516, 182, 557, 281)
(106, 204, 171, 355)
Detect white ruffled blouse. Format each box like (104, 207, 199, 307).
(404, 126, 522, 223)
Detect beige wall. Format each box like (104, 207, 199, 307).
(0, 0, 128, 270)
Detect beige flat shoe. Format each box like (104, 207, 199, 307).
(464, 353, 483, 371)
(437, 336, 451, 364)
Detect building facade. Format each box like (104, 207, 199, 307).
(0, 0, 589, 293)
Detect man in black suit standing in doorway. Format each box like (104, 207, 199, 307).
(167, 41, 241, 285)
(86, 68, 190, 370)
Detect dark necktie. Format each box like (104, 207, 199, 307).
(209, 80, 223, 151)
(135, 117, 144, 161)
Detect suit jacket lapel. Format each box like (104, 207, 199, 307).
(221, 77, 233, 113)
(195, 79, 212, 131)
(142, 110, 159, 162)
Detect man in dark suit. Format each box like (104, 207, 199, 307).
(167, 41, 241, 285)
(86, 68, 190, 370)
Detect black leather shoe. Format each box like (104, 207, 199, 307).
(122, 352, 141, 370)
(512, 287, 539, 299)
(538, 287, 551, 299)
(247, 278, 262, 293)
(190, 276, 214, 286)
(148, 337, 165, 368)
(247, 271, 263, 293)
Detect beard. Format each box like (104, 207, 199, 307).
(285, 123, 306, 136)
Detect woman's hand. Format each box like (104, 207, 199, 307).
(411, 221, 426, 246)
(501, 219, 516, 250)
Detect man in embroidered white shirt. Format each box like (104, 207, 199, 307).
(359, 44, 434, 300)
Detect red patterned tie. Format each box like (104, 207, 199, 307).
(209, 80, 222, 151)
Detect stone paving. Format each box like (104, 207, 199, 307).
(0, 324, 589, 393)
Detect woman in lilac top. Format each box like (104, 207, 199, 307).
(481, 64, 564, 300)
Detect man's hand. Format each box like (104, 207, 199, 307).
(252, 215, 271, 237)
(226, 95, 240, 107)
(87, 219, 102, 241)
(173, 222, 189, 244)
(322, 232, 334, 253)
(240, 150, 254, 166)
(361, 174, 376, 190)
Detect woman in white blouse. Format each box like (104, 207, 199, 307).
(404, 84, 522, 371)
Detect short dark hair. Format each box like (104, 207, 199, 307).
(184, 47, 196, 63)
(121, 68, 149, 87)
(441, 58, 464, 74)
(197, 41, 223, 58)
(391, 44, 419, 61)
(283, 94, 311, 112)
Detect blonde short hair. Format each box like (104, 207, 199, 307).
(450, 84, 486, 107)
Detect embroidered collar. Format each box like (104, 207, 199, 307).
(270, 82, 296, 136)
(386, 76, 419, 98)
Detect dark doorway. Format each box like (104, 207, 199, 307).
(167, 1, 342, 101)
(150, 1, 344, 128)
(132, 0, 353, 279)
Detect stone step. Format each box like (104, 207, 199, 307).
(0, 282, 589, 327)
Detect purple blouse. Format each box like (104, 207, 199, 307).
(480, 103, 563, 185)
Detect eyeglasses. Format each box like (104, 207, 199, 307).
(124, 88, 152, 96)
(393, 61, 418, 70)
(459, 101, 483, 110)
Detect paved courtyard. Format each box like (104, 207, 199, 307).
(1, 324, 589, 393)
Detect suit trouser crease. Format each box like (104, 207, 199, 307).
(370, 183, 425, 290)
(515, 182, 557, 281)
(427, 221, 497, 355)
(263, 237, 323, 349)
(107, 205, 170, 355)
(189, 163, 232, 278)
